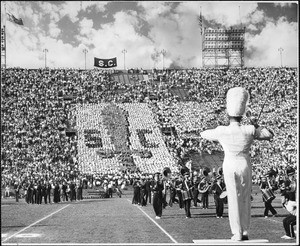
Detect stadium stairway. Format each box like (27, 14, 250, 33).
(169, 87, 190, 101)
(111, 73, 149, 85)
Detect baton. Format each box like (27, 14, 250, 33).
(256, 70, 278, 124)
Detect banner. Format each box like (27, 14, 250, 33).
(94, 57, 117, 68)
(7, 13, 23, 25)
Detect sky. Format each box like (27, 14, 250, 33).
(0, 1, 298, 69)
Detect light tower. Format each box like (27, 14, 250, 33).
(1, 26, 6, 69)
(278, 47, 284, 67)
(122, 49, 127, 70)
(161, 49, 166, 70)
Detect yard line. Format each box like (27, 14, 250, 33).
(2, 204, 70, 243)
(127, 199, 178, 244)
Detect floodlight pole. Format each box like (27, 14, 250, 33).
(83, 49, 88, 70)
(43, 49, 48, 68)
(278, 47, 284, 67)
(161, 49, 166, 70)
(122, 49, 127, 70)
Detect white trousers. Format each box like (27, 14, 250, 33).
(223, 158, 252, 236)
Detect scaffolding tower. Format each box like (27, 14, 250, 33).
(202, 27, 245, 68)
(1, 26, 6, 68)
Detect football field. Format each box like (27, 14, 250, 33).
(1, 185, 297, 245)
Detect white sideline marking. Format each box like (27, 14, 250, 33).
(2, 204, 70, 243)
(127, 199, 177, 244)
(193, 239, 269, 244)
(15, 233, 41, 238)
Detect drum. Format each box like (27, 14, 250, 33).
(182, 190, 192, 200)
(262, 188, 275, 202)
(95, 179, 101, 187)
(220, 191, 227, 199)
(220, 191, 228, 204)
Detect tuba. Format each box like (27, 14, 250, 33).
(217, 167, 223, 176)
(180, 166, 190, 176)
(202, 167, 211, 177)
(199, 166, 212, 193)
(198, 178, 212, 193)
(163, 167, 171, 179)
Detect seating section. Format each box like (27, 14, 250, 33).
(76, 103, 178, 174)
(123, 74, 130, 84)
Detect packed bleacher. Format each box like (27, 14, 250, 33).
(1, 67, 297, 191)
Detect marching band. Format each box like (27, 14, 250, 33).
(144, 165, 229, 219)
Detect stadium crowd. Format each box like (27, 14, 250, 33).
(1, 67, 297, 199)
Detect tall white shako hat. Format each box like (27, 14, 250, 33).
(226, 87, 249, 117)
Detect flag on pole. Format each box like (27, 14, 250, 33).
(7, 13, 23, 25)
(198, 12, 203, 35)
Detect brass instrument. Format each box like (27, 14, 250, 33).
(202, 167, 210, 177)
(198, 166, 220, 193)
(217, 167, 223, 176)
(163, 167, 171, 179)
(198, 179, 211, 193)
(180, 166, 190, 176)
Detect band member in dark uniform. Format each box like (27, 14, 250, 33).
(175, 176, 184, 209)
(211, 175, 226, 218)
(284, 167, 296, 198)
(181, 169, 192, 218)
(198, 177, 211, 209)
(132, 178, 141, 205)
(152, 172, 164, 219)
(162, 179, 169, 209)
(41, 180, 47, 204)
(77, 180, 83, 201)
(14, 181, 21, 202)
(140, 177, 147, 206)
(53, 181, 60, 203)
(32, 181, 37, 204)
(26, 181, 33, 204)
(192, 171, 201, 207)
(46, 181, 52, 203)
(62, 181, 68, 202)
(36, 181, 42, 204)
(281, 166, 296, 240)
(168, 178, 176, 207)
(145, 176, 152, 205)
(69, 180, 76, 201)
(260, 176, 277, 218)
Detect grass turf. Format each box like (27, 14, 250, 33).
(1, 184, 296, 244)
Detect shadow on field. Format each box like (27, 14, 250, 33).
(251, 205, 283, 209)
(1, 202, 26, 206)
(1, 225, 27, 229)
(74, 199, 111, 203)
(161, 212, 226, 219)
(251, 214, 286, 218)
(189, 212, 220, 217)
